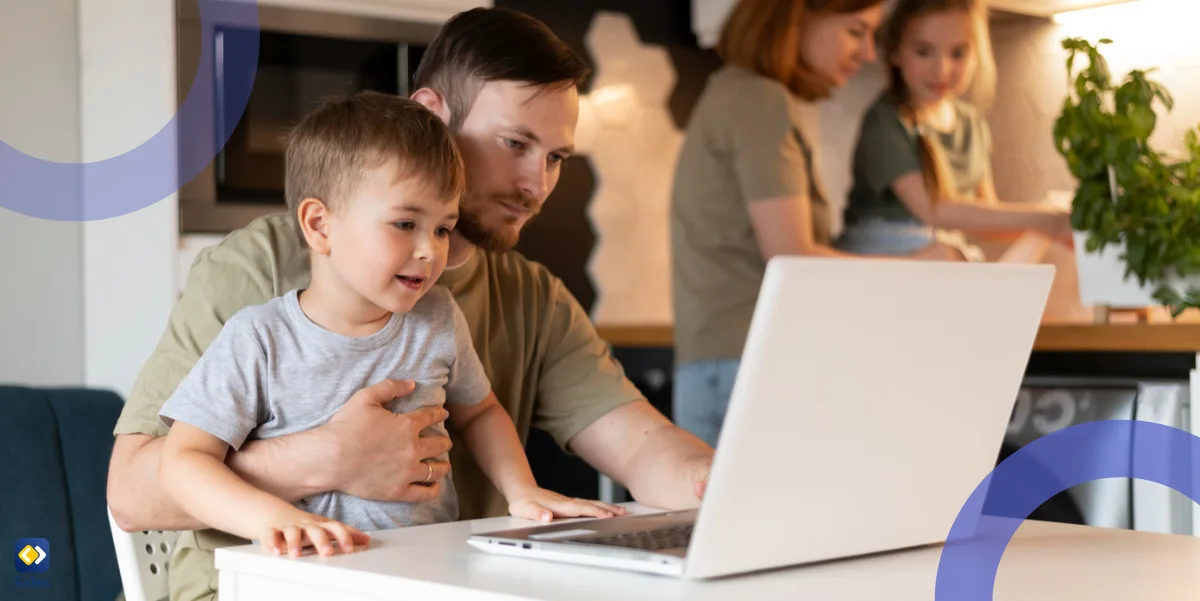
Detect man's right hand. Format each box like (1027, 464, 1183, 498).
(318, 378, 453, 503)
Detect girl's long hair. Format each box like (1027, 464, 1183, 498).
(878, 0, 995, 202)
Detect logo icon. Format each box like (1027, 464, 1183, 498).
(14, 538, 49, 573)
(935, 420, 1200, 600)
(0, 0, 260, 221)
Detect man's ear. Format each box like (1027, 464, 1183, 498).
(297, 197, 334, 255)
(412, 88, 452, 126)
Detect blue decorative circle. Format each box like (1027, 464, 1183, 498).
(0, 0, 259, 221)
(936, 419, 1199, 600)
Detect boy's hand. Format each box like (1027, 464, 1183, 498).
(508, 487, 627, 523)
(258, 509, 371, 558)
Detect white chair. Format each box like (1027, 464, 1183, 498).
(107, 506, 180, 601)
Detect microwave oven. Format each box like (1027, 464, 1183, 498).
(176, 0, 441, 233)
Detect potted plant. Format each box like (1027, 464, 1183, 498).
(1054, 37, 1200, 317)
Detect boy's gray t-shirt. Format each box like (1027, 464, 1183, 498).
(159, 285, 492, 531)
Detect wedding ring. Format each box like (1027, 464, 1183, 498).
(421, 460, 433, 484)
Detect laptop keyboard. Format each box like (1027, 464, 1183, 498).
(573, 524, 694, 551)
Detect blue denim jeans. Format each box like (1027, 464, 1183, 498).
(834, 217, 934, 255)
(672, 359, 741, 448)
(836, 217, 985, 261)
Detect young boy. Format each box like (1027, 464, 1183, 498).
(156, 91, 622, 559)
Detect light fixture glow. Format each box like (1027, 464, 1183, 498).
(1051, 0, 1197, 25)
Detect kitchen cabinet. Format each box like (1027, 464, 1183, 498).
(253, 0, 492, 23)
(690, 0, 1139, 48)
(988, 0, 1136, 18)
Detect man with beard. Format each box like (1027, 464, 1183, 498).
(106, 7, 714, 601)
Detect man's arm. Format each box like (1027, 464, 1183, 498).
(108, 378, 452, 533)
(528, 272, 713, 511)
(568, 400, 713, 510)
(108, 429, 336, 532)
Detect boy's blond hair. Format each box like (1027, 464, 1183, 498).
(283, 91, 466, 247)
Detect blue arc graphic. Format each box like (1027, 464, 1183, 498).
(0, 0, 259, 221)
(936, 419, 1200, 600)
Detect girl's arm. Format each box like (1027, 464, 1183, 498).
(159, 422, 367, 557)
(975, 172, 1001, 205)
(891, 171, 1069, 238)
(745, 194, 956, 261)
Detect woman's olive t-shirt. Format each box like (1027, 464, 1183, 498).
(670, 64, 830, 366)
(842, 93, 992, 227)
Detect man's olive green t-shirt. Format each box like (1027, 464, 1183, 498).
(842, 93, 993, 226)
(669, 64, 831, 366)
(113, 212, 644, 601)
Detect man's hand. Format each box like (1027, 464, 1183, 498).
(318, 378, 453, 503)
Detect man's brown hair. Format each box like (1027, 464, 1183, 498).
(412, 7, 591, 131)
(717, 0, 883, 101)
(283, 91, 465, 247)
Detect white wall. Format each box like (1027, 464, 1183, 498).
(987, 5, 1200, 207)
(0, 0, 86, 387)
(80, 0, 179, 400)
(0, 0, 179, 398)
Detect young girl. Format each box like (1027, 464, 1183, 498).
(835, 0, 1071, 259)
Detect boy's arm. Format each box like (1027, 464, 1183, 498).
(442, 297, 621, 520)
(446, 394, 536, 500)
(447, 395, 623, 520)
(159, 422, 301, 539)
(159, 422, 368, 557)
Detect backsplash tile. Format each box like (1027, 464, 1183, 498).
(581, 11, 682, 325)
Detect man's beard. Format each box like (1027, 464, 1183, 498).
(455, 191, 540, 253)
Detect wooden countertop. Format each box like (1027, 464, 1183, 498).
(597, 323, 1200, 353)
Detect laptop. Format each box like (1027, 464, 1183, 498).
(468, 257, 1055, 579)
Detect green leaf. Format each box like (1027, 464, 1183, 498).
(1057, 36, 1200, 314)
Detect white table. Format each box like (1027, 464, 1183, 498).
(215, 504, 1200, 601)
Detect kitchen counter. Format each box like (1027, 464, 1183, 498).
(597, 323, 1200, 353)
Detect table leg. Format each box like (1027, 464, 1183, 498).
(598, 474, 625, 504)
(1191, 353, 1200, 537)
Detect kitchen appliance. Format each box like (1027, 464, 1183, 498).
(1003, 376, 1192, 535)
(176, 0, 441, 233)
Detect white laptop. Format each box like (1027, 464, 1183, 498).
(468, 257, 1055, 579)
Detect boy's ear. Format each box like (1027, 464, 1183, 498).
(412, 88, 452, 126)
(297, 197, 333, 255)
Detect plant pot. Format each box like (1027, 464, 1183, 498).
(1072, 230, 1200, 309)
(1072, 230, 1156, 308)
